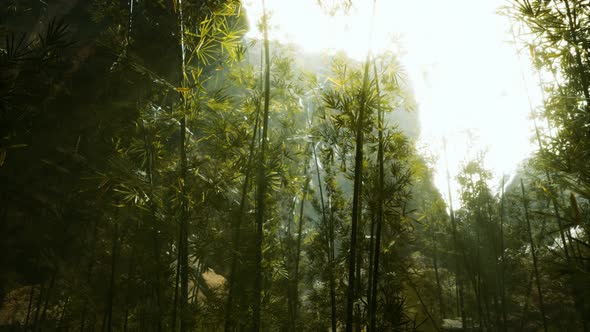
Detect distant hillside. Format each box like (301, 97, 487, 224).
(244, 39, 422, 140)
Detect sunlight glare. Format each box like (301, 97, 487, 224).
(243, 0, 542, 207)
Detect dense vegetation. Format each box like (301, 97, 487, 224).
(0, 0, 589, 331)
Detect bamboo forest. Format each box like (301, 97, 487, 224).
(2, 0, 590, 331)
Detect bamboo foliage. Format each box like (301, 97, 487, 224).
(4, 1, 590, 332)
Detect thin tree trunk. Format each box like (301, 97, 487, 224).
(522, 28, 588, 330)
(482, 287, 492, 331)
(25, 285, 36, 328)
(520, 179, 548, 332)
(345, 1, 378, 329)
(176, 1, 190, 330)
(253, 2, 271, 329)
(58, 296, 70, 330)
(311, 142, 336, 332)
(178, 48, 190, 332)
(291, 155, 310, 331)
(483, 199, 500, 330)
(366, 211, 375, 326)
(139, 119, 163, 332)
(153, 233, 163, 332)
(475, 209, 483, 332)
(518, 272, 535, 332)
(354, 248, 362, 332)
(32, 281, 45, 332)
(79, 217, 99, 332)
(36, 270, 56, 332)
(345, 49, 371, 332)
(518, 23, 574, 265)
(288, 146, 310, 331)
(123, 229, 138, 332)
(224, 50, 263, 332)
(172, 222, 182, 332)
(404, 270, 442, 332)
(105, 222, 119, 332)
(325, 151, 338, 332)
(529, 46, 589, 332)
(368, 61, 384, 332)
(433, 243, 445, 320)
(500, 176, 507, 331)
(444, 138, 466, 328)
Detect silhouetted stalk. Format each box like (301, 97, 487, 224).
(153, 233, 163, 332)
(368, 61, 384, 332)
(192, 260, 202, 307)
(104, 222, 119, 332)
(433, 240, 445, 319)
(172, 224, 182, 332)
(123, 310, 129, 332)
(311, 141, 336, 331)
(80, 218, 99, 332)
(512, 26, 568, 329)
(120, 1, 137, 327)
(345, 2, 377, 330)
(492, 294, 500, 330)
(366, 210, 375, 324)
(484, 198, 500, 330)
(355, 266, 362, 332)
(178, 45, 190, 332)
(35, 269, 57, 332)
(58, 296, 70, 329)
(325, 147, 338, 332)
(520, 179, 548, 332)
(443, 138, 466, 328)
(522, 22, 590, 328)
(500, 176, 507, 332)
(404, 268, 441, 332)
(31, 281, 45, 331)
(224, 50, 263, 332)
(25, 285, 35, 328)
(283, 196, 298, 327)
(139, 119, 163, 332)
(515, 25, 589, 328)
(475, 206, 483, 331)
(512, 25, 574, 264)
(253, 1, 271, 329)
(175, 1, 190, 330)
(346, 30, 371, 332)
(529, 40, 590, 331)
(123, 221, 139, 332)
(482, 286, 492, 330)
(518, 272, 535, 331)
(292, 152, 310, 331)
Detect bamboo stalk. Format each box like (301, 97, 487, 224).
(368, 60, 384, 332)
(345, 2, 378, 330)
(311, 141, 337, 332)
(500, 176, 507, 331)
(520, 179, 548, 332)
(224, 48, 263, 332)
(253, 1, 272, 328)
(292, 153, 310, 331)
(175, 1, 190, 330)
(443, 138, 466, 328)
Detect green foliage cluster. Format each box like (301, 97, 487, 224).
(0, 1, 436, 331)
(1, 0, 589, 331)
(408, 2, 590, 330)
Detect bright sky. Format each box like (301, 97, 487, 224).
(242, 0, 542, 207)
